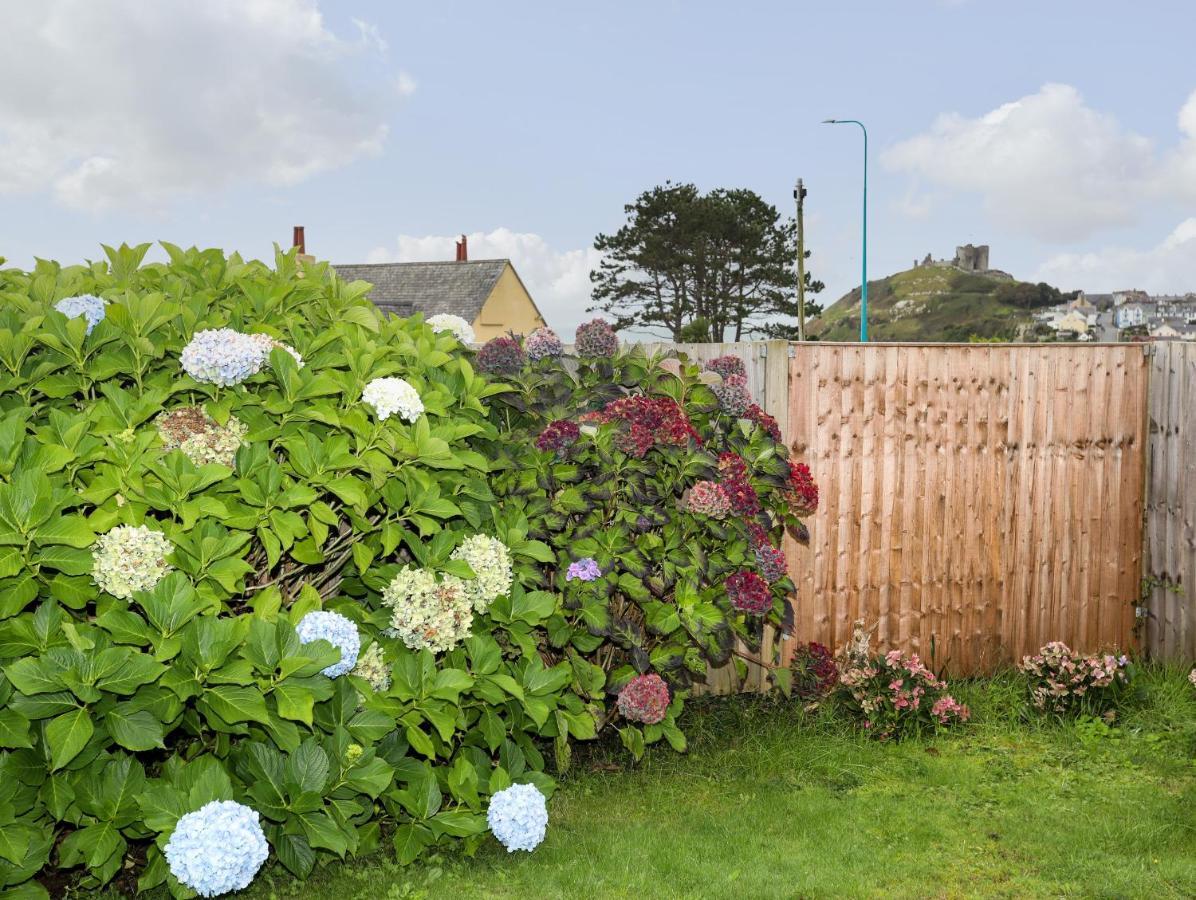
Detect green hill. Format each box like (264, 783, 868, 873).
(810, 266, 1067, 342)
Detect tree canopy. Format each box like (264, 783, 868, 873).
(588, 182, 823, 342)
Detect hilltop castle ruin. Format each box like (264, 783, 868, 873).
(915, 243, 991, 273)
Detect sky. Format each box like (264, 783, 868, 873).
(2, 0, 1195, 338)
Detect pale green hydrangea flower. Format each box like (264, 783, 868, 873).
(156, 407, 248, 468)
(450, 534, 513, 611)
(351, 642, 391, 693)
(381, 567, 474, 653)
(92, 524, 173, 599)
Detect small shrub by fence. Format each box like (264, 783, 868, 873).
(655, 339, 1194, 680)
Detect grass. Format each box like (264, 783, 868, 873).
(232, 667, 1196, 900)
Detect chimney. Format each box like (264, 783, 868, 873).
(455, 234, 468, 262)
(292, 226, 306, 254)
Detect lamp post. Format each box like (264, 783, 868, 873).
(823, 118, 869, 342)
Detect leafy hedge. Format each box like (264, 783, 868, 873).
(0, 245, 584, 897)
(0, 247, 816, 897)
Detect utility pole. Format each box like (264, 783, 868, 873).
(794, 178, 808, 341)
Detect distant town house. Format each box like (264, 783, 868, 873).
(285, 229, 546, 341)
(1115, 304, 1146, 329)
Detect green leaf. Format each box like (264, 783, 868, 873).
(284, 740, 329, 795)
(32, 516, 96, 548)
(0, 708, 33, 748)
(105, 705, 166, 751)
(45, 707, 93, 770)
(392, 822, 432, 866)
(201, 685, 270, 725)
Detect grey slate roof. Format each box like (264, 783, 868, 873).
(332, 259, 509, 320)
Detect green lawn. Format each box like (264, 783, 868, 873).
(221, 670, 1196, 899)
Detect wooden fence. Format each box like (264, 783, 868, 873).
(1144, 342, 1196, 662)
(648, 340, 1196, 682)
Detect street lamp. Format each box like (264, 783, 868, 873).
(823, 118, 869, 342)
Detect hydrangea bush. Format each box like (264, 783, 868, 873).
(0, 244, 579, 896)
(1019, 641, 1134, 716)
(481, 328, 818, 760)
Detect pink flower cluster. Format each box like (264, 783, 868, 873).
(754, 544, 787, 582)
(726, 570, 772, 615)
(536, 419, 580, 452)
(476, 336, 526, 374)
(681, 480, 731, 519)
(617, 673, 671, 724)
(713, 373, 752, 416)
(1019, 641, 1131, 715)
(704, 355, 746, 379)
(525, 326, 563, 361)
(839, 645, 969, 739)
(575, 318, 619, 357)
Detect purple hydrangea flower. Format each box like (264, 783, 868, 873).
(566, 557, 601, 582)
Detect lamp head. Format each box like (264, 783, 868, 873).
(822, 118, 838, 124)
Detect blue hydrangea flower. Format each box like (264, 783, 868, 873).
(295, 610, 361, 677)
(565, 557, 601, 582)
(180, 329, 267, 386)
(54, 294, 106, 334)
(164, 800, 269, 897)
(487, 783, 548, 852)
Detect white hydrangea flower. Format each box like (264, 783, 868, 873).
(425, 314, 475, 345)
(450, 534, 514, 611)
(381, 567, 474, 653)
(91, 524, 173, 599)
(362, 377, 424, 423)
(487, 783, 548, 852)
(164, 800, 269, 897)
(350, 642, 391, 693)
(248, 332, 304, 368)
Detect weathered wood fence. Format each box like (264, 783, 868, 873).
(1144, 342, 1196, 662)
(651, 339, 1194, 681)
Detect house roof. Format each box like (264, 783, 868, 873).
(331, 259, 509, 320)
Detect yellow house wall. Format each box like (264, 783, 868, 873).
(471, 266, 546, 341)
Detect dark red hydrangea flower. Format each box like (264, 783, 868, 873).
(745, 521, 770, 549)
(704, 355, 746, 379)
(717, 452, 760, 516)
(713, 373, 752, 416)
(726, 570, 772, 615)
(536, 419, 580, 452)
(575, 318, 619, 357)
(476, 336, 525, 374)
(792, 642, 838, 699)
(744, 403, 782, 441)
(784, 462, 819, 515)
(588, 395, 701, 458)
(617, 673, 671, 724)
(754, 544, 787, 582)
(717, 452, 750, 481)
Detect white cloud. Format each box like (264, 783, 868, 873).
(395, 71, 418, 98)
(0, 1, 396, 211)
(883, 83, 1186, 242)
(1033, 219, 1196, 292)
(366, 228, 602, 339)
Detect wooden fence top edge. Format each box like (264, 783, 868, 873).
(790, 341, 1151, 349)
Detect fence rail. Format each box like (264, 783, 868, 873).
(647, 339, 1192, 684)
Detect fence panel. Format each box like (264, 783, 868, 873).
(1145, 342, 1196, 661)
(785, 343, 1148, 675)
